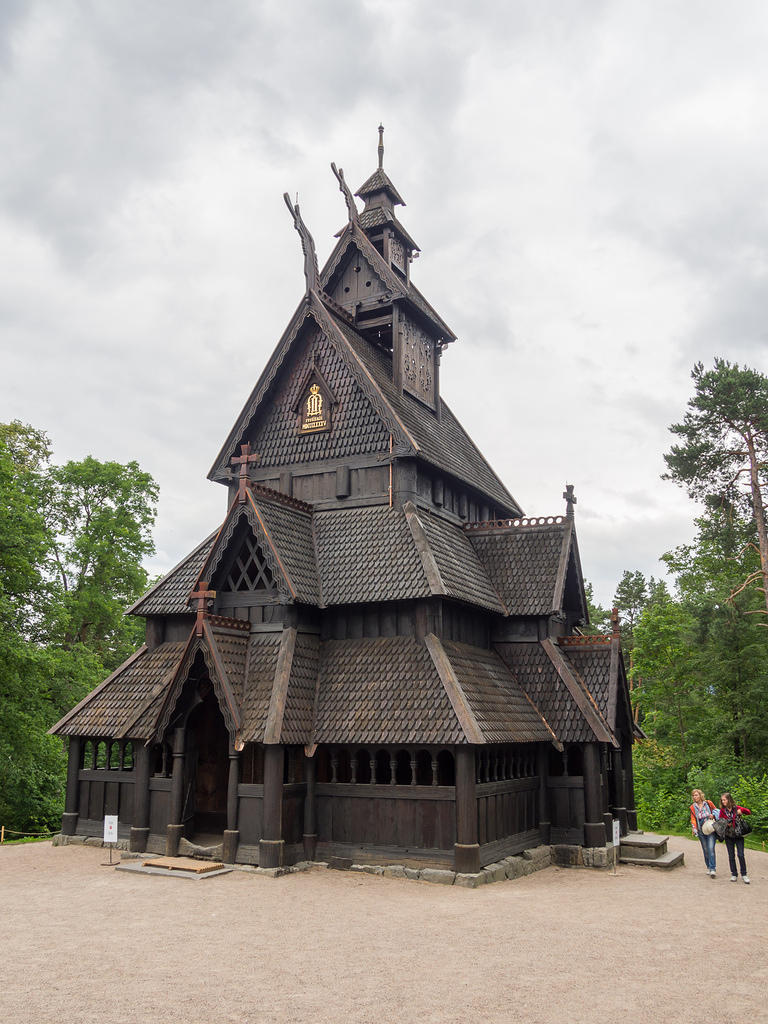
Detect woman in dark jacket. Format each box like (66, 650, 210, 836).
(719, 792, 751, 884)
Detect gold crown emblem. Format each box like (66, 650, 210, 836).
(309, 384, 320, 395)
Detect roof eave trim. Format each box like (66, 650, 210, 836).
(424, 633, 484, 744)
(263, 627, 297, 744)
(542, 637, 617, 747)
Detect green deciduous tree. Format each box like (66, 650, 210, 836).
(664, 359, 768, 620)
(0, 421, 158, 835)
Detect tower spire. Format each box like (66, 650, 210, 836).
(378, 123, 384, 169)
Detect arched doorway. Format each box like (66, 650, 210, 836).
(186, 687, 229, 838)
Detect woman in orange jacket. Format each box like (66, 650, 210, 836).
(690, 789, 718, 877)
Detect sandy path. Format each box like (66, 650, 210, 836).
(1, 837, 766, 1024)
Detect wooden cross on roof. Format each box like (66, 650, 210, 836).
(191, 581, 216, 637)
(231, 443, 260, 503)
(563, 483, 577, 517)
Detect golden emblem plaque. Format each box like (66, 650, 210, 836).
(299, 383, 330, 434)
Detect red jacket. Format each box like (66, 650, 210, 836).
(690, 800, 717, 831)
(719, 805, 751, 828)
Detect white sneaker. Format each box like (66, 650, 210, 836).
(730, 875, 738, 882)
(743, 876, 750, 884)
(709, 869, 716, 877)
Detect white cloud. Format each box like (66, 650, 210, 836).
(2, 0, 767, 607)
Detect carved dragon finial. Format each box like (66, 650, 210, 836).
(331, 162, 360, 226)
(283, 192, 319, 293)
(378, 123, 384, 169)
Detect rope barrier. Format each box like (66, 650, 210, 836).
(1, 826, 58, 842)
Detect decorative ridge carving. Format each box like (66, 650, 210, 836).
(250, 482, 314, 515)
(283, 192, 319, 293)
(558, 635, 611, 647)
(464, 516, 565, 532)
(208, 614, 251, 633)
(331, 162, 360, 226)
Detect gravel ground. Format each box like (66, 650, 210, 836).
(2, 836, 766, 1024)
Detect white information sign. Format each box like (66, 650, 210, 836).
(612, 818, 621, 847)
(103, 815, 118, 844)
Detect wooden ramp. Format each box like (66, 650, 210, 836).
(144, 856, 225, 874)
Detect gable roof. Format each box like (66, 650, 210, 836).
(558, 635, 636, 740)
(127, 532, 216, 617)
(426, 636, 559, 746)
(355, 167, 406, 206)
(466, 516, 586, 617)
(494, 640, 617, 747)
(196, 487, 319, 606)
(49, 642, 187, 738)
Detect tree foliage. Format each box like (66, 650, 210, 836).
(0, 421, 157, 835)
(664, 358, 768, 619)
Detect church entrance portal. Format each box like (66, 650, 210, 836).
(186, 688, 229, 838)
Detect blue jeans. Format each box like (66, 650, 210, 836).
(697, 830, 716, 871)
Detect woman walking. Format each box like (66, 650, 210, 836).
(690, 789, 718, 877)
(719, 792, 751, 884)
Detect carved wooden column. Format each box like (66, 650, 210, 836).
(222, 743, 240, 864)
(600, 744, 613, 841)
(536, 744, 551, 844)
(260, 744, 284, 868)
(165, 727, 185, 856)
(611, 747, 628, 836)
(302, 752, 317, 861)
(61, 736, 82, 836)
(129, 743, 151, 852)
(454, 745, 480, 873)
(622, 743, 638, 831)
(582, 743, 606, 848)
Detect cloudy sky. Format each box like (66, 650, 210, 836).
(2, 1, 767, 607)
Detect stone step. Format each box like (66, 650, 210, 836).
(620, 832, 670, 860)
(619, 849, 684, 869)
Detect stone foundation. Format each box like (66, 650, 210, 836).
(552, 843, 618, 869)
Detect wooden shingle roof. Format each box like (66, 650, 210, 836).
(466, 518, 573, 616)
(313, 636, 464, 746)
(50, 642, 187, 738)
(128, 533, 216, 616)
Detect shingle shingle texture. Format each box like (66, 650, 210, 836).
(495, 642, 594, 744)
(280, 632, 320, 745)
(440, 640, 553, 744)
(249, 329, 391, 469)
(251, 496, 319, 604)
(56, 642, 186, 738)
(416, 510, 504, 613)
(468, 523, 568, 615)
(239, 634, 282, 743)
(314, 636, 463, 746)
(128, 535, 214, 616)
(313, 505, 428, 605)
(561, 645, 613, 725)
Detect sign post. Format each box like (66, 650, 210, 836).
(102, 815, 118, 866)
(612, 818, 621, 875)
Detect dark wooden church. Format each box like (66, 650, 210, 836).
(52, 130, 639, 874)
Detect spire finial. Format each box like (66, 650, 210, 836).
(378, 123, 384, 169)
(563, 483, 577, 517)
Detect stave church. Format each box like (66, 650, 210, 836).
(52, 129, 639, 873)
